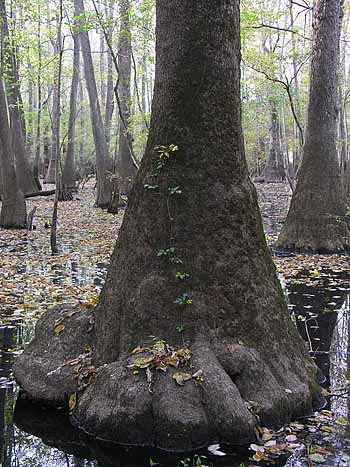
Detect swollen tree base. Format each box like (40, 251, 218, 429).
(13, 302, 322, 451)
(0, 190, 27, 228)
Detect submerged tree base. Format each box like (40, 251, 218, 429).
(14, 304, 322, 452)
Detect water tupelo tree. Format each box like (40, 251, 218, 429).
(14, 0, 321, 452)
(276, 0, 350, 254)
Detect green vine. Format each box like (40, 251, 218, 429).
(144, 143, 192, 310)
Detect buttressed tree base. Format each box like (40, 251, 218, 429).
(14, 0, 321, 452)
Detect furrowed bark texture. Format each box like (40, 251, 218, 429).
(277, 0, 350, 253)
(14, 0, 320, 452)
(0, 77, 26, 228)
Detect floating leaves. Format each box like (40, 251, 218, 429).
(0, 187, 120, 327)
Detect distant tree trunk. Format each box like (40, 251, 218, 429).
(33, 7, 42, 190)
(0, 0, 38, 194)
(63, 24, 80, 191)
(261, 102, 285, 182)
(13, 0, 321, 453)
(0, 76, 26, 228)
(74, 0, 110, 208)
(277, 0, 350, 253)
(117, 0, 137, 192)
(104, 2, 114, 155)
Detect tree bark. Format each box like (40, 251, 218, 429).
(260, 101, 286, 182)
(74, 0, 110, 208)
(276, 0, 350, 253)
(0, 76, 26, 228)
(0, 0, 38, 194)
(117, 0, 137, 191)
(14, 0, 320, 452)
(62, 22, 80, 191)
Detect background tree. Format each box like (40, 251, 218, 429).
(276, 0, 350, 253)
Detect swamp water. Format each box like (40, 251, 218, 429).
(1, 187, 350, 467)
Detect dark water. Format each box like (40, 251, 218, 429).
(1, 242, 350, 464)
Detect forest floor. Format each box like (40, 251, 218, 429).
(1, 181, 350, 467)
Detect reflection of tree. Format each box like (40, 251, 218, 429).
(329, 296, 350, 418)
(287, 278, 346, 385)
(0, 326, 15, 467)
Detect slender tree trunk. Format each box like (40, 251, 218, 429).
(104, 2, 114, 155)
(117, 0, 137, 192)
(33, 7, 42, 190)
(74, 0, 110, 208)
(62, 23, 80, 191)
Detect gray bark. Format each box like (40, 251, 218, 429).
(0, 0, 38, 194)
(0, 75, 26, 228)
(74, 0, 110, 208)
(117, 0, 137, 189)
(261, 102, 286, 182)
(62, 24, 80, 191)
(277, 0, 350, 253)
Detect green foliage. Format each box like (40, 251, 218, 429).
(174, 292, 193, 306)
(175, 271, 190, 280)
(157, 247, 176, 257)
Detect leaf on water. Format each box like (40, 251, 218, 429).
(309, 453, 326, 463)
(68, 393, 77, 411)
(336, 416, 348, 426)
(250, 444, 265, 453)
(252, 451, 267, 462)
(320, 425, 333, 433)
(172, 372, 192, 386)
(264, 440, 276, 447)
(207, 444, 226, 456)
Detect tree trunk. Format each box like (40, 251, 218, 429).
(74, 0, 110, 208)
(117, 0, 137, 192)
(276, 0, 350, 253)
(62, 23, 80, 192)
(0, 0, 38, 195)
(260, 101, 285, 182)
(13, 0, 320, 452)
(0, 76, 26, 228)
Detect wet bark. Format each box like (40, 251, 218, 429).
(14, 0, 320, 451)
(276, 0, 350, 253)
